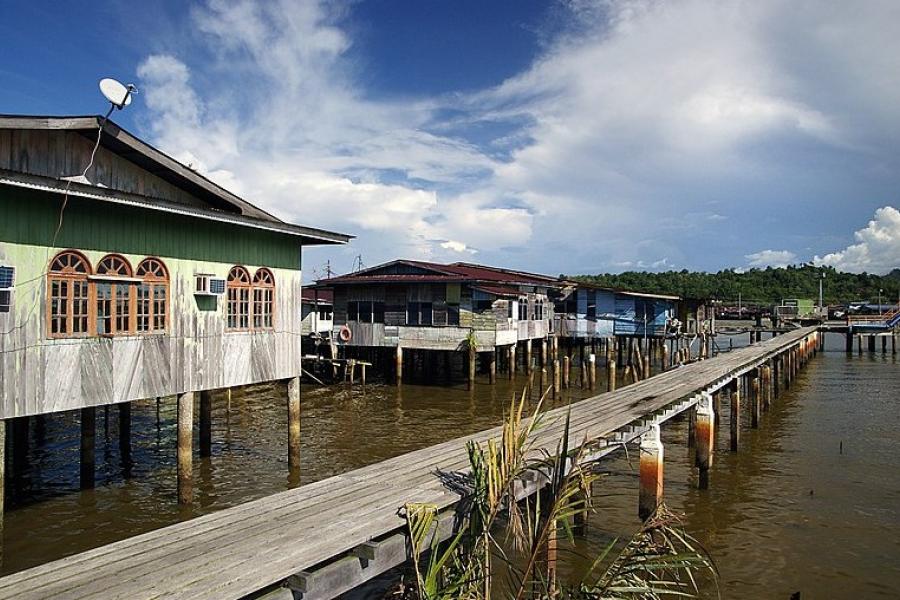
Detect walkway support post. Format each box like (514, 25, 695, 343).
(750, 370, 761, 429)
(730, 378, 740, 451)
(288, 377, 301, 474)
(177, 392, 194, 505)
(696, 392, 714, 490)
(639, 425, 664, 521)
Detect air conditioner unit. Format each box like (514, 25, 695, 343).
(195, 274, 226, 296)
(0, 265, 14, 289)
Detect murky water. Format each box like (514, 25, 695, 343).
(3, 332, 899, 599)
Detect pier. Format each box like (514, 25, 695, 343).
(0, 326, 821, 600)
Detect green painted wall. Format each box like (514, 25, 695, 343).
(0, 186, 300, 269)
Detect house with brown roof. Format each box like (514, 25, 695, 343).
(320, 260, 561, 385)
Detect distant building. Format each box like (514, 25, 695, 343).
(301, 287, 333, 338)
(320, 260, 561, 383)
(554, 281, 679, 340)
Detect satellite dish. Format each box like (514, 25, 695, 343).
(99, 78, 135, 109)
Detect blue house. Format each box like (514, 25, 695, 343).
(554, 282, 678, 341)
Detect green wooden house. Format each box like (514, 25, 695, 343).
(0, 115, 350, 501)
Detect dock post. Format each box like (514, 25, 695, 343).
(588, 353, 596, 391)
(750, 370, 761, 428)
(639, 425, 664, 521)
(395, 346, 403, 385)
(177, 392, 194, 504)
(525, 339, 533, 375)
(695, 392, 714, 489)
(468, 350, 476, 390)
(287, 377, 301, 474)
(119, 402, 132, 475)
(730, 378, 740, 451)
(489, 350, 497, 384)
(80, 407, 96, 490)
(563, 355, 570, 388)
(643, 351, 651, 380)
(661, 343, 669, 371)
(508, 345, 515, 380)
(199, 390, 213, 458)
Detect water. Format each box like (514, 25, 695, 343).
(3, 333, 899, 599)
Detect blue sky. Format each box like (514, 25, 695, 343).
(2, 0, 899, 279)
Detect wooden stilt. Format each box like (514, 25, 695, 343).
(287, 377, 301, 474)
(508, 345, 515, 380)
(643, 352, 651, 380)
(525, 339, 533, 375)
(563, 356, 570, 388)
(119, 402, 132, 476)
(588, 353, 596, 391)
(639, 425, 664, 521)
(687, 405, 696, 449)
(695, 393, 714, 489)
(607, 359, 616, 392)
(552, 359, 560, 399)
(199, 390, 213, 458)
(468, 350, 476, 389)
(489, 351, 496, 384)
(730, 378, 740, 451)
(80, 407, 96, 490)
(750, 370, 760, 429)
(661, 343, 669, 371)
(177, 392, 194, 505)
(395, 346, 403, 386)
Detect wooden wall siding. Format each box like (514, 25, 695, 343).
(0, 130, 210, 209)
(0, 187, 300, 269)
(0, 234, 302, 419)
(613, 296, 672, 337)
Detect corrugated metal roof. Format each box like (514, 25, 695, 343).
(0, 170, 351, 245)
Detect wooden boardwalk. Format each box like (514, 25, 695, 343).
(0, 327, 819, 600)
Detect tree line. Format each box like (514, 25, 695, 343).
(567, 265, 900, 305)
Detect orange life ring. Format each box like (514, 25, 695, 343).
(339, 325, 352, 342)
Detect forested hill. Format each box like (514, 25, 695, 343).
(567, 265, 900, 305)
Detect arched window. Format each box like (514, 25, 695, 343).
(136, 258, 169, 333)
(95, 254, 134, 335)
(252, 268, 275, 330)
(48, 250, 91, 337)
(227, 266, 251, 330)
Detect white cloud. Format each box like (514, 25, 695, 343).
(133, 0, 900, 274)
(814, 206, 900, 274)
(745, 249, 797, 269)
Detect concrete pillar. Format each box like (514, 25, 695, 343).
(639, 425, 664, 521)
(695, 393, 714, 489)
(287, 376, 301, 474)
(199, 390, 213, 458)
(177, 392, 194, 505)
(750, 370, 761, 429)
(488, 351, 497, 384)
(80, 407, 96, 490)
(395, 346, 403, 385)
(730, 378, 740, 451)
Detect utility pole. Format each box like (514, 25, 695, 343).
(819, 272, 825, 313)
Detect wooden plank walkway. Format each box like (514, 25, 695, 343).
(0, 327, 817, 600)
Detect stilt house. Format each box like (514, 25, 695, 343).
(0, 115, 351, 420)
(554, 282, 679, 340)
(320, 260, 561, 383)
